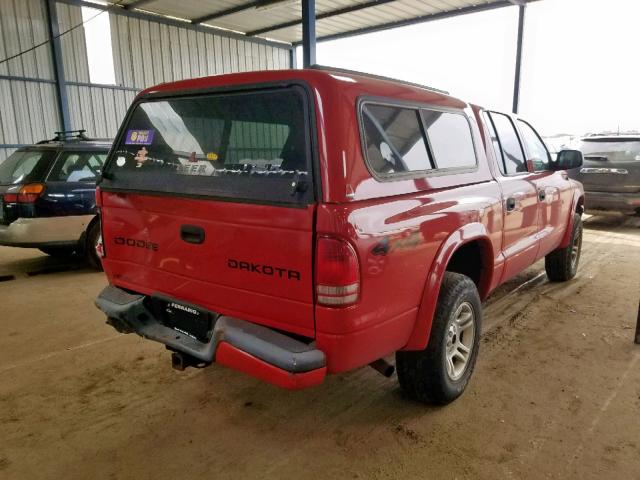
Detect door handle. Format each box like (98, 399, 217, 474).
(506, 197, 517, 212)
(180, 225, 205, 244)
(538, 189, 546, 201)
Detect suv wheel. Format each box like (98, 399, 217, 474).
(396, 272, 482, 405)
(545, 213, 582, 282)
(85, 221, 103, 271)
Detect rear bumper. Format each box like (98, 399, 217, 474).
(585, 191, 640, 214)
(0, 215, 93, 247)
(95, 285, 327, 390)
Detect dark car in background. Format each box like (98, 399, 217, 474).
(0, 130, 111, 269)
(569, 135, 640, 215)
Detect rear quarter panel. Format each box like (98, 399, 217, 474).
(314, 83, 503, 372)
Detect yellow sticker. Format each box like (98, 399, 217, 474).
(207, 152, 218, 161)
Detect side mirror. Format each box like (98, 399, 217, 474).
(552, 149, 583, 171)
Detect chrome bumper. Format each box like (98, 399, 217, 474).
(0, 215, 94, 247)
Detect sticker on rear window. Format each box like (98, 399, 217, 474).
(125, 129, 155, 145)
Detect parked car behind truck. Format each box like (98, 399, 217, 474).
(95, 67, 584, 405)
(569, 135, 640, 215)
(0, 131, 110, 269)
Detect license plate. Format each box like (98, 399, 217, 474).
(157, 299, 213, 342)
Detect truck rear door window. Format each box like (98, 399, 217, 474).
(102, 86, 313, 205)
(488, 112, 527, 175)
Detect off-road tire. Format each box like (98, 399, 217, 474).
(396, 272, 482, 405)
(545, 214, 582, 282)
(85, 220, 103, 271)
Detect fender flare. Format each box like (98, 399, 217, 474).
(402, 222, 495, 351)
(559, 190, 585, 249)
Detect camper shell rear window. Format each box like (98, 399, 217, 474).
(101, 86, 314, 205)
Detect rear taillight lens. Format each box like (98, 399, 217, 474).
(315, 236, 360, 307)
(2, 193, 18, 203)
(17, 183, 45, 203)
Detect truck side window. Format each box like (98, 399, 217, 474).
(421, 110, 476, 169)
(488, 112, 527, 175)
(362, 104, 433, 175)
(518, 120, 551, 171)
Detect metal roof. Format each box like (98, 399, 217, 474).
(107, 0, 531, 45)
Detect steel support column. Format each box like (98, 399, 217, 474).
(301, 0, 316, 68)
(44, 0, 71, 132)
(512, 4, 526, 114)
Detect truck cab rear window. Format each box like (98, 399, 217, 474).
(361, 102, 476, 178)
(102, 86, 313, 205)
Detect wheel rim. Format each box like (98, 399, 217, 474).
(570, 226, 582, 270)
(445, 302, 476, 381)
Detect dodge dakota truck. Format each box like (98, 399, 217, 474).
(95, 67, 584, 405)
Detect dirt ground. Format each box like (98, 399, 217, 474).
(1, 215, 639, 480)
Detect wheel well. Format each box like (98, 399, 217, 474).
(576, 196, 585, 215)
(445, 240, 491, 297)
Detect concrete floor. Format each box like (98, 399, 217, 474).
(0, 215, 639, 479)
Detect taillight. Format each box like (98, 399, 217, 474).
(3, 193, 18, 203)
(17, 183, 45, 203)
(95, 186, 102, 207)
(315, 236, 360, 307)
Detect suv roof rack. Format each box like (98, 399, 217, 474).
(36, 129, 110, 145)
(310, 64, 449, 95)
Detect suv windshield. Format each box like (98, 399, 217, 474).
(0, 149, 56, 185)
(579, 138, 640, 162)
(102, 86, 313, 205)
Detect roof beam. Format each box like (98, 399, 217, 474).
(191, 0, 292, 25)
(296, 0, 538, 45)
(123, 0, 157, 10)
(246, 0, 397, 37)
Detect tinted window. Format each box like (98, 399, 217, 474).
(518, 120, 550, 171)
(0, 150, 56, 185)
(489, 112, 527, 175)
(362, 104, 431, 175)
(102, 87, 312, 205)
(50, 151, 107, 182)
(422, 110, 476, 169)
(483, 112, 503, 168)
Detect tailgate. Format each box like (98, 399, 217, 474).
(99, 84, 317, 337)
(570, 138, 640, 193)
(101, 193, 316, 336)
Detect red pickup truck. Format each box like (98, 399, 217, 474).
(95, 67, 584, 405)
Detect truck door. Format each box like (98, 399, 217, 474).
(484, 112, 540, 282)
(515, 119, 572, 259)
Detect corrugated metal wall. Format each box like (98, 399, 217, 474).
(0, 0, 292, 162)
(0, 0, 59, 161)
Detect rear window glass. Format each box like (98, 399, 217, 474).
(362, 104, 432, 175)
(579, 139, 640, 162)
(421, 110, 476, 169)
(0, 149, 56, 185)
(102, 86, 313, 205)
(49, 151, 107, 182)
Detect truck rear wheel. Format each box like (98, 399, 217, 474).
(545, 213, 582, 282)
(396, 272, 481, 405)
